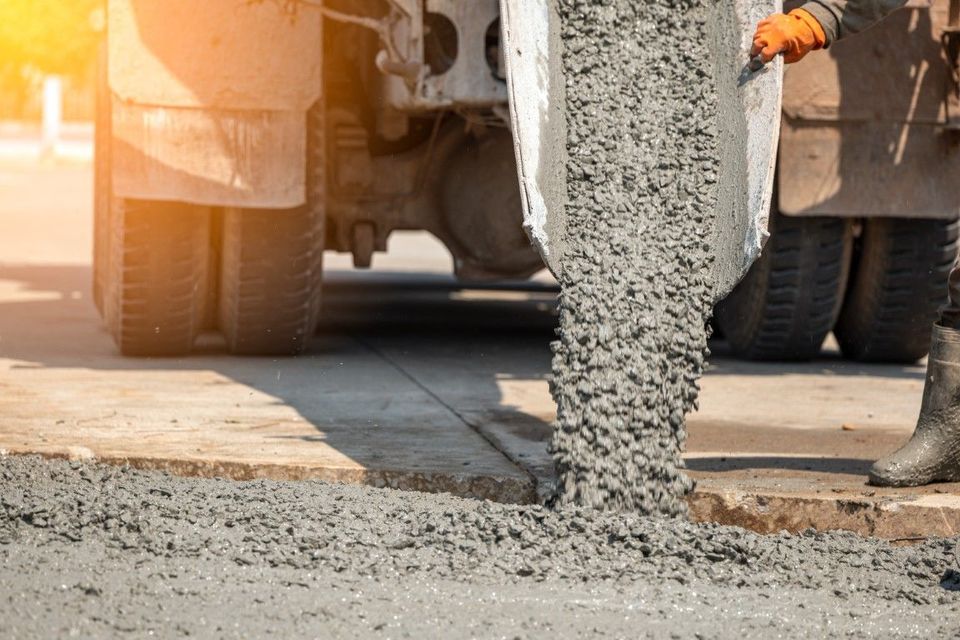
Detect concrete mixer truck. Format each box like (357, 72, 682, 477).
(95, 0, 959, 364)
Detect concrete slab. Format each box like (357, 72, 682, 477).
(2, 160, 959, 539)
(0, 266, 534, 502)
(0, 162, 93, 265)
(690, 475, 960, 540)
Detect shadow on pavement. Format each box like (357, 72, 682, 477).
(0, 263, 921, 488)
(687, 456, 873, 476)
(707, 340, 926, 381)
(0, 263, 557, 494)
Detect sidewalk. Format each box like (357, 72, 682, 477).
(0, 121, 93, 163)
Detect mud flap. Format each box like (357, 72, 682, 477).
(107, 0, 322, 208)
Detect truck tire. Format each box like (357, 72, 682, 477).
(103, 200, 211, 356)
(217, 106, 325, 356)
(834, 217, 960, 363)
(716, 211, 853, 361)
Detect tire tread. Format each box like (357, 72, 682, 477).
(835, 217, 960, 363)
(716, 212, 853, 361)
(217, 104, 325, 356)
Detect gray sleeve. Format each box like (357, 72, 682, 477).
(789, 0, 909, 44)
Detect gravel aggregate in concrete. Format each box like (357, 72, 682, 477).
(2, 456, 959, 638)
(550, 0, 722, 514)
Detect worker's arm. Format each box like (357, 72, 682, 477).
(752, 0, 908, 64)
(795, 0, 908, 43)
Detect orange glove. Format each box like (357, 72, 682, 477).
(751, 9, 827, 64)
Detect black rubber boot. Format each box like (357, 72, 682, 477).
(869, 324, 960, 487)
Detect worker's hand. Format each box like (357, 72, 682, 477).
(751, 9, 826, 64)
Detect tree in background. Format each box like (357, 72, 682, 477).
(0, 0, 101, 120)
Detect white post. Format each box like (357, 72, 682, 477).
(41, 75, 63, 157)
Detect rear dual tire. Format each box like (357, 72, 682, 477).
(716, 210, 853, 361)
(717, 212, 959, 364)
(834, 217, 959, 363)
(102, 201, 211, 356)
(97, 203, 324, 358)
(95, 61, 326, 355)
(96, 203, 325, 358)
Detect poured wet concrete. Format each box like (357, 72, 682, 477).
(548, 0, 720, 515)
(2, 455, 959, 639)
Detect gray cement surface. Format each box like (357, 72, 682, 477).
(2, 455, 959, 639)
